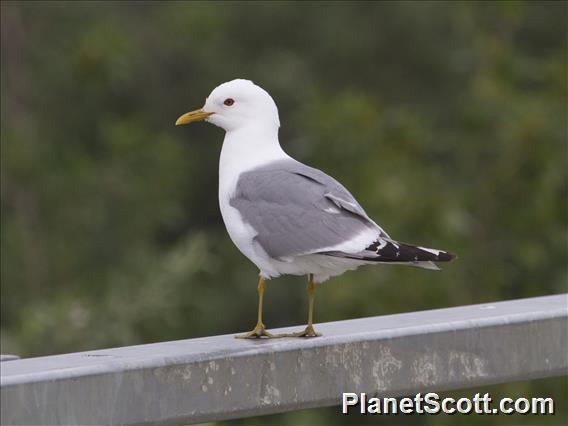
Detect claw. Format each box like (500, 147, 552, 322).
(235, 324, 278, 339)
(278, 325, 322, 338)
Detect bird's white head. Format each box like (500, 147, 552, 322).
(176, 79, 280, 132)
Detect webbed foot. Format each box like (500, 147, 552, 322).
(279, 325, 322, 338)
(235, 323, 277, 339)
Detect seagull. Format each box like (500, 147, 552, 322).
(176, 79, 455, 338)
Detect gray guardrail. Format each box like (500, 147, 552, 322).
(1, 293, 567, 425)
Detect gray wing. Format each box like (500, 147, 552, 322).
(230, 159, 387, 259)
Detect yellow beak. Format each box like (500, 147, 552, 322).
(175, 109, 213, 126)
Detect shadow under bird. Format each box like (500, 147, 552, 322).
(176, 79, 456, 338)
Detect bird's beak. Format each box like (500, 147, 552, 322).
(175, 109, 213, 126)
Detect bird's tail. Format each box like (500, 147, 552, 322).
(322, 237, 457, 270)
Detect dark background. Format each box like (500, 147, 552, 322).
(1, 1, 566, 425)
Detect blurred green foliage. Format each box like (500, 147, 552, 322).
(1, 1, 566, 425)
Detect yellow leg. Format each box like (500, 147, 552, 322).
(236, 277, 276, 339)
(281, 274, 321, 338)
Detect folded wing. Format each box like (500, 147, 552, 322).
(230, 159, 384, 259)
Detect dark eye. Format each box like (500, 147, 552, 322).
(224, 98, 235, 106)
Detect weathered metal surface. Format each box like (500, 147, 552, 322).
(1, 294, 567, 425)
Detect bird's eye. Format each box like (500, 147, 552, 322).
(224, 98, 235, 106)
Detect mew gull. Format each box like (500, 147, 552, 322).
(176, 79, 455, 338)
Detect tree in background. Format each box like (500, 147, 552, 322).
(1, 2, 566, 425)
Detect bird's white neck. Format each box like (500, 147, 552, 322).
(219, 124, 289, 197)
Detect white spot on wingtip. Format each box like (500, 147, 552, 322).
(418, 246, 441, 256)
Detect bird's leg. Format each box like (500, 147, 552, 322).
(235, 277, 276, 338)
(282, 274, 322, 338)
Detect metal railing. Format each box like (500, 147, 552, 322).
(1, 294, 567, 425)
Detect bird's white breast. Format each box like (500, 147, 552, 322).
(218, 126, 290, 273)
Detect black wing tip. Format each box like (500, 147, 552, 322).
(365, 239, 458, 263)
(438, 250, 457, 262)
